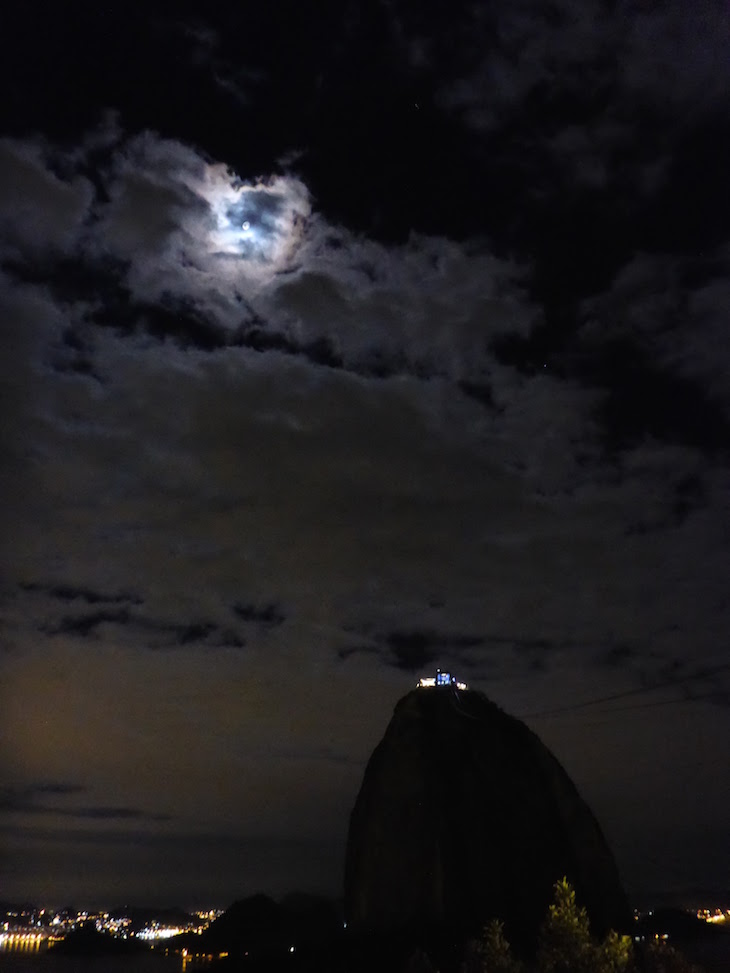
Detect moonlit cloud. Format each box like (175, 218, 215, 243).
(0, 138, 93, 256)
(0, 127, 528, 390)
(85, 134, 310, 321)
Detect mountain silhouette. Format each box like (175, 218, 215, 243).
(345, 685, 631, 955)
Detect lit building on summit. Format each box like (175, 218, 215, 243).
(417, 669, 467, 690)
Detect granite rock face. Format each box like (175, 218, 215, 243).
(344, 687, 630, 951)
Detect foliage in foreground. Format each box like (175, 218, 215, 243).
(462, 878, 703, 973)
(537, 876, 632, 973)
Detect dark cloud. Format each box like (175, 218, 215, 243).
(37, 604, 245, 650)
(385, 633, 439, 671)
(214, 630, 247, 649)
(667, 475, 705, 529)
(0, 783, 170, 823)
(232, 602, 285, 626)
(42, 609, 132, 638)
(597, 644, 638, 668)
(135, 617, 247, 651)
(383, 630, 484, 672)
(175, 621, 216, 645)
(593, 348, 729, 456)
(457, 380, 498, 411)
(6, 253, 243, 357)
(4, 254, 126, 308)
(573, 253, 730, 455)
(479, 634, 608, 675)
(49, 327, 103, 381)
(32, 783, 85, 796)
(123, 299, 228, 353)
(20, 581, 141, 605)
(336, 645, 379, 663)
(0, 783, 85, 812)
(67, 807, 172, 821)
(483, 634, 573, 652)
(140, 617, 250, 651)
(624, 476, 707, 537)
(235, 326, 344, 370)
(490, 251, 730, 470)
(3, 246, 502, 392)
(495, 329, 729, 459)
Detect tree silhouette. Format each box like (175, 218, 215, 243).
(642, 940, 704, 973)
(536, 878, 595, 973)
(536, 878, 633, 973)
(474, 919, 523, 973)
(460, 879, 702, 973)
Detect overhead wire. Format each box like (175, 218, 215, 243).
(519, 662, 730, 719)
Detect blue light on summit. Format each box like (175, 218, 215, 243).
(417, 669, 467, 690)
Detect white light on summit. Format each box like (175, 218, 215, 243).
(417, 670, 467, 690)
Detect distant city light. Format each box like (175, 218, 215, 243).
(2, 898, 728, 966)
(138, 926, 185, 940)
(698, 908, 729, 924)
(0, 904, 223, 956)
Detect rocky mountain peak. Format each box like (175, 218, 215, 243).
(345, 685, 630, 954)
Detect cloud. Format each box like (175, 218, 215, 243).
(0, 783, 85, 812)
(37, 605, 250, 650)
(382, 629, 485, 672)
(337, 628, 485, 673)
(579, 250, 730, 418)
(0, 138, 93, 257)
(392, 0, 730, 129)
(67, 806, 173, 821)
(597, 644, 638, 669)
(32, 783, 85, 796)
(232, 602, 286, 626)
(621, 1, 730, 113)
(1, 124, 729, 841)
(90, 133, 311, 308)
(1, 127, 533, 405)
(17, 580, 256, 649)
(20, 582, 142, 605)
(42, 608, 133, 638)
(3, 136, 728, 683)
(0, 783, 169, 822)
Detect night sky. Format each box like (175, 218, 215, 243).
(1, 0, 729, 910)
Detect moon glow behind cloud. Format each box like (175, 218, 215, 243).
(204, 168, 310, 270)
(89, 135, 314, 318)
